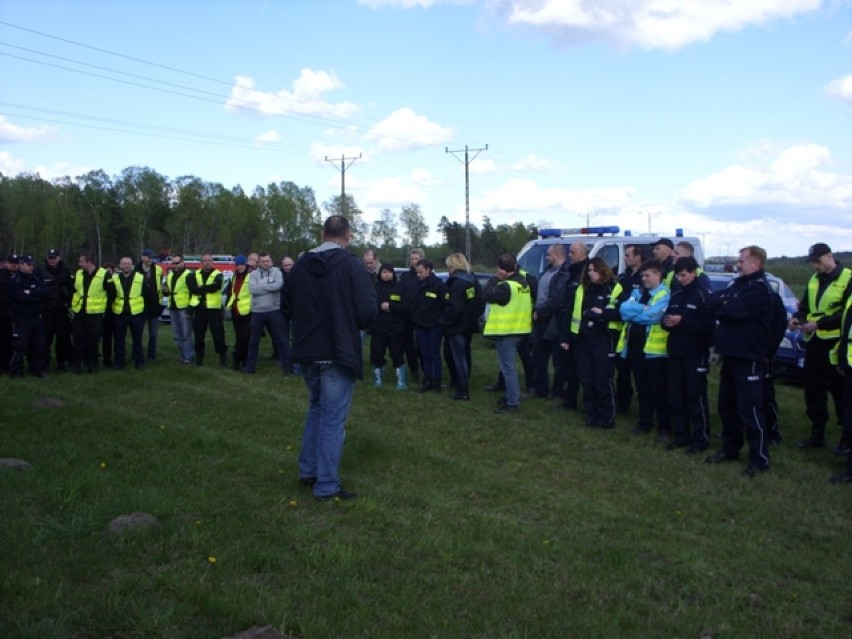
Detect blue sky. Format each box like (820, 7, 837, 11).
(1, 0, 851, 258)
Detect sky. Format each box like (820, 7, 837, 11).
(1, 0, 851, 258)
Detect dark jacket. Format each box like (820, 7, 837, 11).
(7, 271, 49, 319)
(661, 278, 715, 357)
(440, 271, 481, 335)
(412, 272, 447, 328)
(371, 276, 405, 336)
(709, 269, 771, 361)
(283, 244, 376, 378)
(399, 267, 419, 320)
(35, 259, 73, 313)
(560, 281, 616, 344)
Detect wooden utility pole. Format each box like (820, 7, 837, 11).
(325, 154, 361, 215)
(445, 144, 488, 262)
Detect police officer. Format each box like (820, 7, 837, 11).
(187, 252, 227, 367)
(7, 255, 49, 378)
(135, 249, 164, 361)
(790, 243, 852, 454)
(831, 293, 852, 483)
(483, 253, 533, 414)
(71, 253, 110, 374)
(108, 257, 146, 370)
(0, 255, 12, 372)
(36, 248, 73, 372)
(614, 244, 646, 413)
(661, 257, 715, 453)
(705, 246, 773, 478)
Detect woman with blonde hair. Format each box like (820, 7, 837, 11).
(440, 253, 482, 400)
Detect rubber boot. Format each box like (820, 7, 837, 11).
(373, 367, 383, 388)
(396, 366, 407, 390)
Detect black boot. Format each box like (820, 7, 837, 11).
(219, 353, 228, 368)
(417, 379, 433, 393)
(453, 386, 470, 401)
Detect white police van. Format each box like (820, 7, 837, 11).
(516, 226, 704, 279)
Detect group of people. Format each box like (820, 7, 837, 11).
(0, 248, 299, 377)
(4, 220, 851, 500)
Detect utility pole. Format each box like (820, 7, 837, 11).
(325, 153, 361, 216)
(446, 144, 488, 262)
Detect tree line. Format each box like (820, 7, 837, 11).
(0, 167, 538, 269)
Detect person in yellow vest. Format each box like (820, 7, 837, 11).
(224, 255, 252, 371)
(70, 252, 110, 374)
(790, 243, 852, 453)
(483, 253, 533, 414)
(187, 252, 227, 367)
(558, 257, 621, 429)
(831, 294, 852, 483)
(107, 257, 146, 370)
(135, 248, 164, 362)
(664, 241, 712, 292)
(164, 254, 194, 365)
(618, 261, 671, 441)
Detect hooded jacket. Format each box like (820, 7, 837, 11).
(283, 242, 377, 378)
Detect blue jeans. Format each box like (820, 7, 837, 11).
(245, 311, 290, 373)
(170, 308, 194, 363)
(145, 308, 161, 360)
(495, 336, 522, 407)
(445, 333, 469, 389)
(298, 363, 356, 497)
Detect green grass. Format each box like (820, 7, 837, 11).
(1, 329, 850, 639)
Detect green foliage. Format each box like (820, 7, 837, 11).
(1, 335, 849, 638)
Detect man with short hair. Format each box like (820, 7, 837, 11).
(285, 216, 377, 501)
(363, 249, 380, 283)
(790, 243, 852, 454)
(245, 252, 290, 374)
(613, 244, 646, 413)
(71, 252, 110, 373)
(531, 243, 566, 398)
(483, 253, 533, 414)
(7, 255, 49, 378)
(165, 254, 194, 364)
(705, 246, 773, 478)
(135, 249, 163, 361)
(225, 255, 252, 371)
(108, 257, 146, 370)
(187, 252, 227, 367)
(653, 238, 675, 281)
(553, 241, 588, 409)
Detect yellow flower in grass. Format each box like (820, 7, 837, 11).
(289, 499, 297, 507)
(207, 556, 217, 564)
(99, 462, 107, 469)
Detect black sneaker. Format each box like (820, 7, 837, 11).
(833, 444, 851, 457)
(829, 470, 852, 484)
(797, 437, 826, 450)
(495, 405, 519, 414)
(741, 465, 768, 479)
(298, 476, 317, 487)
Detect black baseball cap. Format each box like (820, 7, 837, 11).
(806, 243, 831, 262)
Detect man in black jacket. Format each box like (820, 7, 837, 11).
(7, 255, 49, 378)
(36, 248, 73, 372)
(284, 216, 377, 502)
(705, 246, 772, 478)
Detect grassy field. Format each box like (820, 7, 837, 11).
(1, 327, 850, 639)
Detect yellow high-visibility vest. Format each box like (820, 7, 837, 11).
(484, 279, 532, 336)
(72, 267, 108, 314)
(805, 268, 852, 341)
(111, 271, 145, 315)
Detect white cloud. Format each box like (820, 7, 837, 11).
(503, 0, 822, 50)
(825, 74, 852, 105)
(473, 177, 635, 218)
(254, 130, 281, 145)
(678, 143, 852, 222)
(367, 108, 455, 152)
(225, 69, 359, 118)
(469, 158, 497, 174)
(511, 153, 552, 172)
(0, 116, 62, 143)
(0, 151, 28, 175)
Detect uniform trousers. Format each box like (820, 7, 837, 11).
(0, 315, 12, 371)
(668, 354, 711, 447)
(231, 312, 251, 368)
(72, 312, 104, 370)
(717, 356, 769, 469)
(42, 309, 72, 369)
(627, 346, 669, 435)
(10, 316, 46, 376)
(803, 337, 844, 444)
(113, 313, 145, 368)
(574, 334, 616, 427)
(370, 330, 404, 369)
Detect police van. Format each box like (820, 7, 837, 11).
(516, 226, 704, 279)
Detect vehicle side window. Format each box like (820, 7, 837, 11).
(517, 245, 546, 279)
(596, 244, 619, 273)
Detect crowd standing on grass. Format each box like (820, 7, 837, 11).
(2, 223, 852, 487)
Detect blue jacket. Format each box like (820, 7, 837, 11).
(619, 283, 670, 359)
